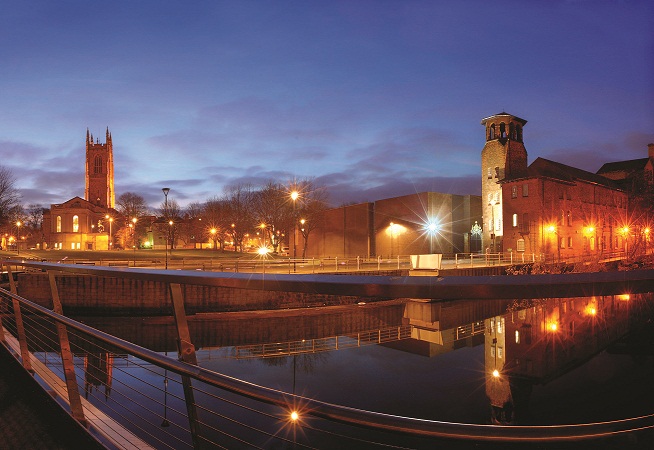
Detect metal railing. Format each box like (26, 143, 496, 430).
(2, 261, 654, 448)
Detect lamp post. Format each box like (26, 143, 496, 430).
(290, 191, 299, 272)
(300, 219, 306, 258)
(210, 228, 217, 251)
(131, 217, 137, 266)
(168, 220, 174, 268)
(622, 226, 630, 260)
(16, 221, 21, 255)
(162, 188, 170, 269)
(105, 214, 113, 250)
(488, 198, 497, 253)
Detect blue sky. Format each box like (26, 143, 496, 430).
(1, 0, 652, 209)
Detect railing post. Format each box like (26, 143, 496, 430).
(335, 257, 338, 271)
(377, 255, 381, 271)
(169, 282, 203, 449)
(397, 255, 400, 269)
(357, 256, 360, 271)
(5, 264, 32, 372)
(47, 270, 86, 426)
(455, 253, 458, 268)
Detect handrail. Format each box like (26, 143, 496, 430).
(4, 259, 654, 300)
(3, 286, 654, 442)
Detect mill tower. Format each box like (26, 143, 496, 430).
(480, 113, 528, 252)
(85, 128, 115, 209)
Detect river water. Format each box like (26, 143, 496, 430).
(15, 293, 654, 448)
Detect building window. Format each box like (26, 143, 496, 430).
(522, 184, 529, 197)
(94, 155, 103, 174)
(56, 216, 62, 233)
(568, 237, 573, 248)
(517, 125, 523, 141)
(488, 168, 492, 179)
(491, 346, 496, 357)
(513, 214, 518, 227)
(566, 211, 572, 226)
(500, 122, 507, 138)
(496, 218, 501, 231)
(495, 167, 500, 178)
(590, 236, 595, 251)
(522, 213, 529, 234)
(515, 330, 520, 344)
(489, 124, 496, 140)
(511, 186, 517, 198)
(510, 123, 516, 140)
(73, 215, 79, 233)
(497, 347, 503, 359)
(560, 237, 565, 249)
(517, 238, 525, 252)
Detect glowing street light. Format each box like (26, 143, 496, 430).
(15, 221, 21, 255)
(131, 217, 138, 265)
(105, 214, 114, 250)
(210, 228, 217, 251)
(290, 190, 299, 272)
(425, 220, 439, 254)
(162, 188, 170, 268)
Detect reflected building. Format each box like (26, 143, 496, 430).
(485, 294, 642, 424)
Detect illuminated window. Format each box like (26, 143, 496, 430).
(490, 346, 496, 357)
(513, 214, 518, 227)
(560, 237, 565, 248)
(568, 237, 573, 248)
(497, 347, 503, 358)
(73, 215, 79, 232)
(56, 216, 62, 233)
(515, 330, 520, 344)
(566, 211, 571, 226)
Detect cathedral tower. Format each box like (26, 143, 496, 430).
(480, 113, 528, 252)
(85, 128, 115, 209)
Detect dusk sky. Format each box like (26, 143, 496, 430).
(1, 0, 652, 209)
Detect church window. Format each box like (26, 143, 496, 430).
(73, 215, 79, 232)
(522, 184, 529, 197)
(94, 155, 103, 174)
(513, 214, 518, 227)
(56, 216, 62, 233)
(489, 124, 496, 140)
(512, 186, 517, 198)
(500, 122, 507, 138)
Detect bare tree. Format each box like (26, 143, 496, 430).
(251, 181, 294, 253)
(26, 204, 45, 230)
(203, 196, 230, 251)
(295, 180, 329, 257)
(223, 184, 255, 252)
(0, 166, 20, 228)
(116, 192, 149, 220)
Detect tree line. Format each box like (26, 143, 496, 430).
(0, 165, 328, 256)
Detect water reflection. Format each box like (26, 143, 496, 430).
(13, 293, 654, 428)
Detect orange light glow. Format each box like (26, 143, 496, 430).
(290, 411, 299, 422)
(492, 369, 500, 378)
(548, 322, 558, 332)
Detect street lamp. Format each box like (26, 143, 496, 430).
(210, 228, 217, 251)
(131, 217, 138, 265)
(16, 221, 21, 255)
(488, 198, 497, 253)
(162, 188, 170, 268)
(290, 190, 299, 272)
(168, 220, 174, 268)
(425, 220, 439, 254)
(105, 214, 113, 250)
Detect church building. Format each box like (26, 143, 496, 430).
(42, 129, 119, 250)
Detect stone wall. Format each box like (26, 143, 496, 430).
(17, 273, 367, 316)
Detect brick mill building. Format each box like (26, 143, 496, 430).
(483, 112, 652, 260)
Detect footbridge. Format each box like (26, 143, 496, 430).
(2, 260, 654, 449)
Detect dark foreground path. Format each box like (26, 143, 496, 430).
(0, 346, 105, 450)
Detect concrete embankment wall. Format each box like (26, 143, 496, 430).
(17, 273, 369, 316)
